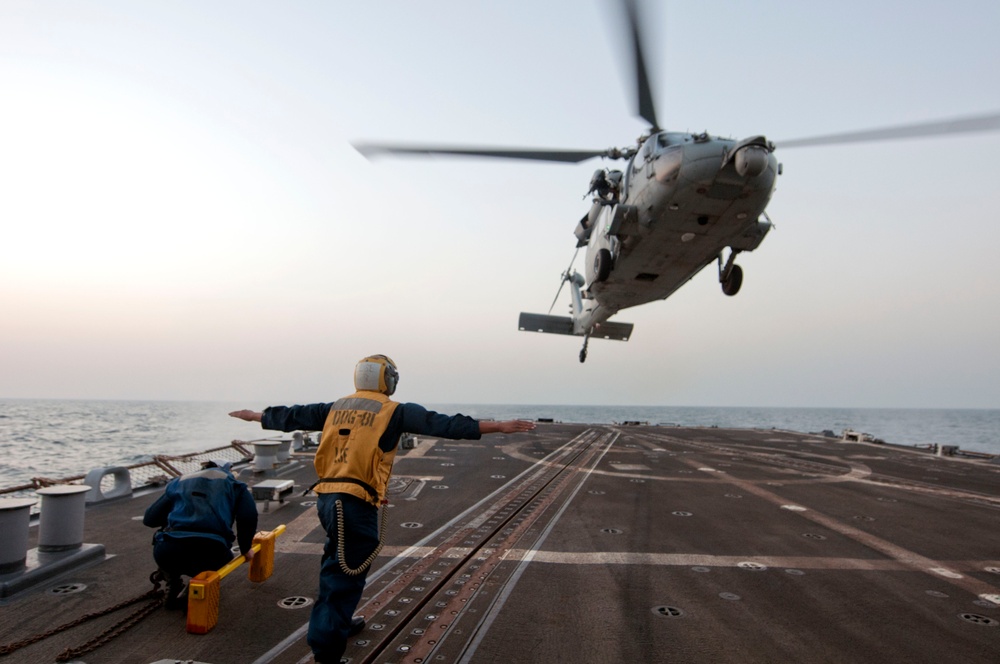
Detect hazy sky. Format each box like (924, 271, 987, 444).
(2, 0, 999, 409)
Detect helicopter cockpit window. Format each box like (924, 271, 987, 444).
(656, 145, 683, 182)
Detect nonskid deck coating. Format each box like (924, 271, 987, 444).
(1, 423, 998, 663)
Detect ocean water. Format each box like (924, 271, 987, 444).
(1, 399, 997, 489)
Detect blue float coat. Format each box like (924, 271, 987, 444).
(143, 467, 258, 555)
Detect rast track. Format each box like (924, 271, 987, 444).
(277, 428, 618, 664)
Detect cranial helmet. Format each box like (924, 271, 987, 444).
(354, 354, 399, 395)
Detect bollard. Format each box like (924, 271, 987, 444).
(187, 525, 286, 634)
(251, 441, 280, 471)
(292, 431, 304, 452)
(0, 499, 37, 573)
(36, 485, 91, 552)
(276, 439, 292, 464)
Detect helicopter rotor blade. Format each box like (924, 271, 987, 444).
(354, 143, 616, 164)
(621, 0, 660, 132)
(774, 111, 1000, 149)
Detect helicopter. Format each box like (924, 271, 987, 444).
(355, 0, 1000, 363)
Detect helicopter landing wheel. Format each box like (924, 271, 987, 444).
(579, 336, 589, 363)
(722, 264, 743, 296)
(593, 248, 612, 283)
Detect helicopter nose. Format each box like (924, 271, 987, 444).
(734, 145, 770, 178)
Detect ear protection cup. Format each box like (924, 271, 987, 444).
(355, 355, 399, 395)
(382, 361, 398, 395)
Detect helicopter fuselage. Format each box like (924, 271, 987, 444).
(359, 0, 999, 363)
(572, 131, 778, 334)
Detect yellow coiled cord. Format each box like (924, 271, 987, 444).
(335, 499, 389, 576)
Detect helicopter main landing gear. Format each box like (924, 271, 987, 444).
(718, 249, 743, 296)
(579, 335, 590, 363)
(593, 248, 613, 283)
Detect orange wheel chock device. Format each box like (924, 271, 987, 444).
(186, 524, 286, 635)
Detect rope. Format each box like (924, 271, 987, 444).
(335, 499, 389, 576)
(0, 571, 165, 660)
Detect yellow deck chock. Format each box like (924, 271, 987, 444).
(186, 525, 286, 635)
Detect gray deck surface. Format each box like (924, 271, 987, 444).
(2, 423, 999, 663)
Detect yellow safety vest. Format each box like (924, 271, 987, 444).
(313, 391, 400, 506)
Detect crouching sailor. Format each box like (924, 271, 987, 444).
(229, 354, 535, 664)
(143, 460, 259, 608)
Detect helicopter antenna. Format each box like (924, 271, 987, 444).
(548, 247, 581, 314)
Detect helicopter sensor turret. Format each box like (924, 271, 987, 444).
(721, 136, 773, 178)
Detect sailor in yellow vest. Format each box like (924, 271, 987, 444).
(230, 354, 535, 664)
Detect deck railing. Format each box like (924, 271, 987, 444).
(0, 438, 291, 514)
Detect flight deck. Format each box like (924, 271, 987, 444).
(1, 423, 998, 663)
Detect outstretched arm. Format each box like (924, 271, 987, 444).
(229, 410, 262, 423)
(479, 420, 536, 435)
(232, 404, 331, 432)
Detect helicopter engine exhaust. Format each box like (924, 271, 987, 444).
(734, 145, 770, 177)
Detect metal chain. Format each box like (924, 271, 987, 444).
(335, 499, 389, 576)
(0, 572, 165, 659)
(55, 592, 165, 662)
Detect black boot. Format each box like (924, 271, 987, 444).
(164, 577, 187, 610)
